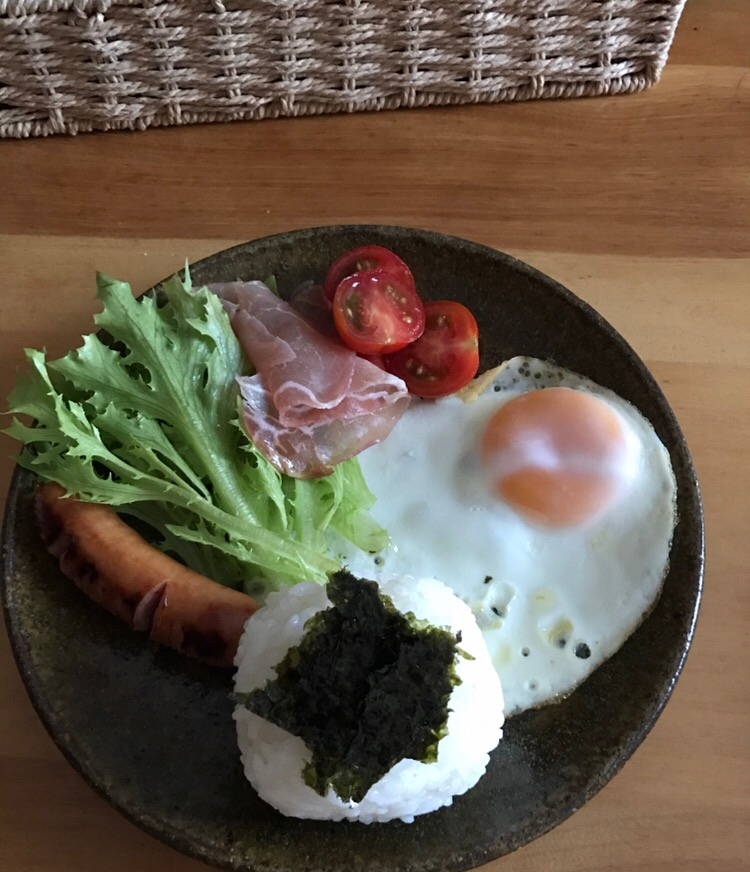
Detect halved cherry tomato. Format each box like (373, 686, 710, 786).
(382, 300, 479, 397)
(358, 352, 387, 371)
(324, 245, 415, 302)
(332, 270, 426, 355)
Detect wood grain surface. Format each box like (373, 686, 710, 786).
(1, 1, 748, 870)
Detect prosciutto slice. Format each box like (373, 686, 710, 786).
(209, 281, 410, 478)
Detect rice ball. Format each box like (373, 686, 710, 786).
(233, 572, 504, 823)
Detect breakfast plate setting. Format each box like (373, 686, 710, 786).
(1, 226, 704, 872)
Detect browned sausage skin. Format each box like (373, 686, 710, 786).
(35, 482, 260, 667)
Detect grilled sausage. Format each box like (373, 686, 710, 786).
(36, 482, 260, 667)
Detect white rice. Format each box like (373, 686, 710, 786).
(233, 575, 504, 824)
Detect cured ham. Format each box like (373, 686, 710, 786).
(287, 280, 339, 339)
(209, 281, 410, 478)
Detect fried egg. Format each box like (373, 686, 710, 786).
(339, 356, 677, 715)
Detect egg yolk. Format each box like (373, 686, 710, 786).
(480, 387, 631, 527)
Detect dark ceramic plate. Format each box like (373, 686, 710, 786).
(2, 226, 703, 872)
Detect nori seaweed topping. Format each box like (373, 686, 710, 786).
(237, 570, 462, 803)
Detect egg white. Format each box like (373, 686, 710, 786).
(339, 356, 677, 715)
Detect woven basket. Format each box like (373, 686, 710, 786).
(0, 0, 686, 138)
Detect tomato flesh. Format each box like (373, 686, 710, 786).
(383, 301, 479, 397)
(332, 270, 426, 355)
(324, 245, 415, 303)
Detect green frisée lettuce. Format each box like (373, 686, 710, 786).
(4, 271, 388, 595)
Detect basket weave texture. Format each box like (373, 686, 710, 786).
(0, 0, 686, 138)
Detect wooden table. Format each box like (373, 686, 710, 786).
(1, 1, 748, 869)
